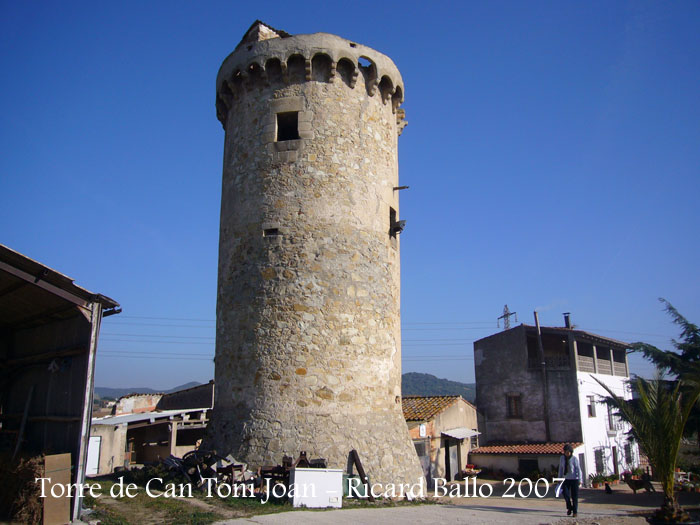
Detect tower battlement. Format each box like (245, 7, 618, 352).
(216, 24, 405, 129)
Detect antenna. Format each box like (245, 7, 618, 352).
(497, 304, 518, 330)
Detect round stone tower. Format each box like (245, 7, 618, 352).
(207, 21, 423, 486)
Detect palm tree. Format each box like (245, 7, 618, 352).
(595, 373, 700, 521)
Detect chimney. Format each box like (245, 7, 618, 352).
(563, 312, 571, 329)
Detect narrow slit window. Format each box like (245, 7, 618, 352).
(277, 112, 299, 141)
(587, 395, 596, 417)
(389, 207, 397, 238)
(263, 228, 280, 237)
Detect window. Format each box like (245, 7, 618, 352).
(518, 459, 538, 477)
(624, 443, 632, 464)
(506, 393, 522, 418)
(594, 448, 605, 473)
(389, 207, 398, 238)
(414, 440, 428, 457)
(470, 429, 479, 449)
(587, 395, 596, 417)
(607, 406, 616, 430)
(276, 112, 299, 141)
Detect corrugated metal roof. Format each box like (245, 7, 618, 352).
(91, 408, 208, 426)
(442, 427, 480, 440)
(0, 244, 119, 316)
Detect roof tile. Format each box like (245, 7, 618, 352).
(471, 442, 583, 455)
(402, 396, 461, 421)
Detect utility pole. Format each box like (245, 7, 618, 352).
(497, 304, 518, 330)
(534, 311, 552, 442)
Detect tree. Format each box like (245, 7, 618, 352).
(633, 299, 700, 444)
(633, 298, 700, 376)
(595, 373, 700, 521)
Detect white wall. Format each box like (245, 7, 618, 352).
(577, 372, 639, 481)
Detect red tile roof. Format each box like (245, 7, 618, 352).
(402, 396, 462, 421)
(471, 442, 583, 455)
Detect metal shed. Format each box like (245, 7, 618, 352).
(0, 244, 119, 521)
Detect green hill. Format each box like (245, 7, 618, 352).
(402, 372, 475, 403)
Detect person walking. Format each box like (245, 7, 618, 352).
(558, 443, 583, 517)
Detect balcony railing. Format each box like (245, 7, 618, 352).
(528, 355, 571, 370)
(606, 419, 625, 435)
(577, 355, 595, 373)
(613, 362, 627, 376)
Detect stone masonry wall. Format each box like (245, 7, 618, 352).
(205, 30, 424, 486)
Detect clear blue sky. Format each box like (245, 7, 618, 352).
(1, 1, 698, 389)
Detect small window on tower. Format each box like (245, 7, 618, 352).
(277, 112, 299, 141)
(389, 207, 397, 239)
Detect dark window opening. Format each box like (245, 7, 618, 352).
(607, 406, 616, 430)
(414, 441, 428, 457)
(624, 443, 632, 464)
(263, 228, 281, 237)
(527, 331, 570, 369)
(587, 395, 596, 417)
(337, 58, 355, 88)
(594, 448, 605, 473)
(277, 112, 299, 141)
(506, 393, 522, 418)
(389, 207, 397, 238)
(518, 459, 539, 477)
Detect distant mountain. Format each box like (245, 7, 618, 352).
(402, 372, 476, 403)
(94, 381, 202, 400)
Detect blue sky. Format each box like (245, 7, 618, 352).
(1, 1, 698, 389)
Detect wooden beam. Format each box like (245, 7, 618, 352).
(0, 345, 87, 369)
(0, 280, 28, 299)
(0, 260, 90, 307)
(13, 384, 34, 460)
(1, 303, 80, 330)
(74, 302, 102, 522)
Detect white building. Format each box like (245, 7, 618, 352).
(471, 314, 638, 482)
(577, 370, 637, 479)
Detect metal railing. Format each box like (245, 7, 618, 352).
(528, 355, 571, 369)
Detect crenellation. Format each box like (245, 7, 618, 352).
(216, 32, 404, 129)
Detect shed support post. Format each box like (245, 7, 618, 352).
(73, 302, 102, 522)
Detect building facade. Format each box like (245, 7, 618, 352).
(89, 382, 214, 475)
(206, 21, 423, 485)
(473, 317, 638, 481)
(402, 396, 479, 483)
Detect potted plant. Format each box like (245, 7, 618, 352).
(589, 473, 605, 488)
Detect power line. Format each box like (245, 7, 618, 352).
(108, 315, 493, 325)
(102, 332, 215, 340)
(101, 339, 213, 345)
(100, 354, 213, 361)
(104, 321, 216, 328)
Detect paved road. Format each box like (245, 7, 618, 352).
(214, 503, 629, 524)
(213, 484, 700, 525)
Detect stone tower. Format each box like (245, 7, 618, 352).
(207, 21, 423, 486)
